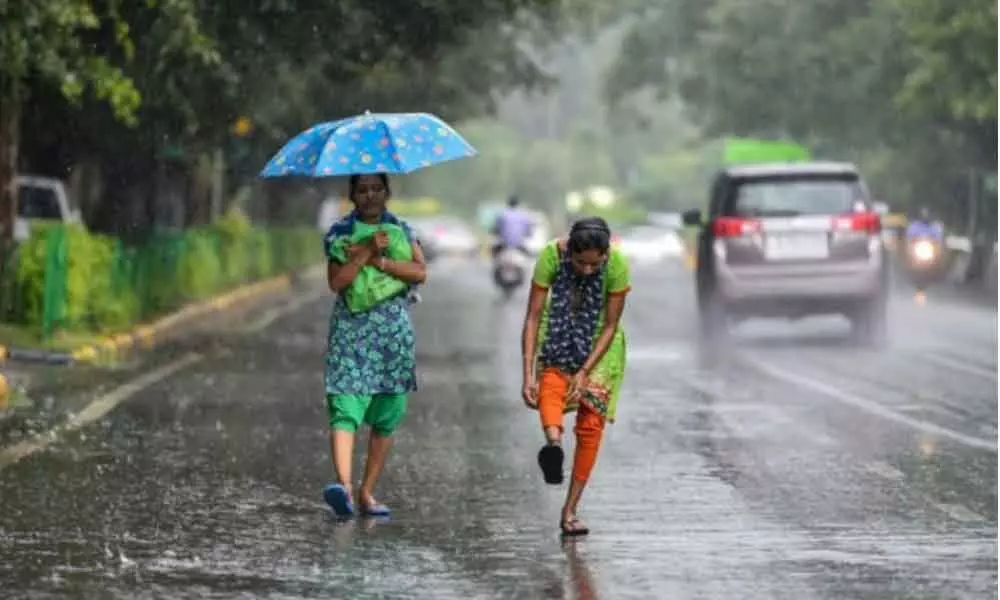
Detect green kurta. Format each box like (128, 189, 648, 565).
(531, 240, 630, 422)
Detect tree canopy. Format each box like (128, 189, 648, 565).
(605, 0, 997, 229)
(1, 0, 566, 238)
(3, 0, 995, 243)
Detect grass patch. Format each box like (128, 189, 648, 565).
(0, 323, 105, 353)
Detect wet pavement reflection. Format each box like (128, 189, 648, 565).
(0, 257, 996, 599)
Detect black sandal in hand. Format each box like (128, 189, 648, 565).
(537, 443, 564, 485)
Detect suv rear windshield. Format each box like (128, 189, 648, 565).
(727, 176, 867, 218)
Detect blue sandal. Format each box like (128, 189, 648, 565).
(323, 484, 355, 518)
(361, 503, 391, 517)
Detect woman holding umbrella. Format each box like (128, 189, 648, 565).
(321, 173, 426, 517)
(259, 111, 477, 517)
(520, 217, 631, 537)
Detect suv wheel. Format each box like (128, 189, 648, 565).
(699, 291, 729, 343)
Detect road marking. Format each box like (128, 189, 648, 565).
(892, 403, 961, 418)
(744, 358, 998, 452)
(243, 289, 329, 333)
(918, 353, 997, 381)
(0, 352, 202, 471)
(931, 502, 987, 524)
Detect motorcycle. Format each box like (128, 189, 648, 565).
(493, 246, 530, 299)
(905, 235, 944, 292)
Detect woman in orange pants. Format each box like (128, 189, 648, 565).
(520, 217, 630, 537)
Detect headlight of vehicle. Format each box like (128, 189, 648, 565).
(912, 240, 936, 262)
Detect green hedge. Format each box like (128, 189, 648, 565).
(5, 210, 317, 339)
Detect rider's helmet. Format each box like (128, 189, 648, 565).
(917, 206, 931, 222)
(507, 194, 520, 208)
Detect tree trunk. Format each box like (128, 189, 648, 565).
(0, 89, 20, 244)
(0, 87, 20, 320)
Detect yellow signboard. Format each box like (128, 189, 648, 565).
(882, 213, 907, 228)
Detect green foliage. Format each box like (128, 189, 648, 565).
(176, 231, 223, 301)
(259, 228, 315, 276)
(249, 231, 275, 280)
(63, 225, 114, 329)
(606, 0, 997, 225)
(894, 0, 998, 121)
(12, 223, 124, 332)
(12, 228, 50, 328)
(212, 207, 254, 286)
(5, 0, 569, 243)
(5, 223, 317, 338)
(0, 1, 142, 123)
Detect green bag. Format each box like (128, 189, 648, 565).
(328, 222, 413, 313)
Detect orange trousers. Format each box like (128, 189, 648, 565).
(537, 367, 606, 483)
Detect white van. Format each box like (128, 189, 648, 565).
(14, 175, 81, 240)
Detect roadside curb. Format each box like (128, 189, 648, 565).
(0, 269, 319, 367)
(0, 372, 8, 411)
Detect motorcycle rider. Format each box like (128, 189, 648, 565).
(906, 206, 944, 242)
(905, 206, 944, 302)
(491, 195, 536, 258)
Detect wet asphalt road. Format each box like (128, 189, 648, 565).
(0, 256, 996, 599)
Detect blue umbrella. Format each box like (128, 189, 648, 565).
(259, 111, 477, 178)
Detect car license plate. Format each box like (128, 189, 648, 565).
(764, 233, 829, 260)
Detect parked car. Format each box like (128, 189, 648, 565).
(409, 216, 479, 259)
(683, 162, 890, 345)
(617, 225, 685, 265)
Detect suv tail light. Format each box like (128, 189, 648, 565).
(831, 212, 880, 234)
(713, 217, 760, 238)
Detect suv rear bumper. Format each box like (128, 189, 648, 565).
(712, 259, 887, 315)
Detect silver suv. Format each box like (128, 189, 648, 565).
(683, 162, 890, 345)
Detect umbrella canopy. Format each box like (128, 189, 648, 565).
(260, 112, 477, 178)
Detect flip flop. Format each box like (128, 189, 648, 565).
(361, 502, 391, 517)
(323, 483, 355, 518)
(537, 443, 565, 485)
(560, 518, 590, 538)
